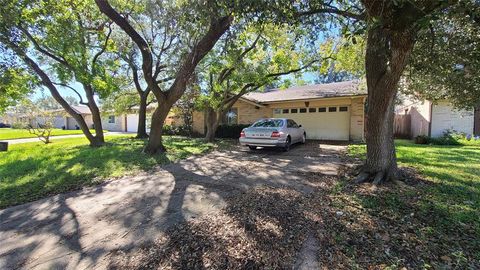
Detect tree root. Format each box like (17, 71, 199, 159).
(354, 167, 398, 185)
(354, 172, 370, 184)
(372, 171, 385, 185)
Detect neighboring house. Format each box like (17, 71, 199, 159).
(49, 105, 127, 132)
(396, 98, 479, 138)
(192, 80, 367, 141)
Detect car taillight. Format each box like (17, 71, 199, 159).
(271, 131, 281, 138)
(240, 131, 245, 138)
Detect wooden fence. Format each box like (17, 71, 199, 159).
(394, 114, 411, 138)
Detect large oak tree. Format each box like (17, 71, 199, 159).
(95, 0, 233, 154)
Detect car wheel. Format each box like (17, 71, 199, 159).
(248, 146, 257, 150)
(301, 133, 306, 144)
(283, 136, 291, 152)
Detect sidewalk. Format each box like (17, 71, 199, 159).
(1, 132, 134, 144)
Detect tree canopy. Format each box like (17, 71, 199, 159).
(405, 1, 480, 109)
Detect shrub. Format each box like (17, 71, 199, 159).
(162, 125, 192, 136)
(415, 130, 465, 146)
(215, 124, 250, 139)
(414, 135, 429, 144)
(11, 122, 27, 129)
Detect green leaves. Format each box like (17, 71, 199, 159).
(199, 22, 313, 110)
(0, 67, 37, 113)
(405, 3, 480, 109)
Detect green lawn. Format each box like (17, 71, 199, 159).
(0, 128, 97, 140)
(348, 140, 480, 246)
(0, 136, 216, 208)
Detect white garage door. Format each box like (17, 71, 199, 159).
(126, 114, 139, 132)
(273, 106, 350, 140)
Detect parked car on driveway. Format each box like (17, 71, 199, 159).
(0, 123, 11, 128)
(239, 118, 306, 151)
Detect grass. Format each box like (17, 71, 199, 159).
(0, 128, 98, 140)
(347, 139, 480, 263)
(0, 135, 217, 208)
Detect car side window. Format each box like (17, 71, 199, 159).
(291, 120, 299, 128)
(287, 119, 298, 128)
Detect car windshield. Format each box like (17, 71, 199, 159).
(252, 119, 284, 128)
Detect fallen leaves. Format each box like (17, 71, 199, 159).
(108, 165, 479, 269)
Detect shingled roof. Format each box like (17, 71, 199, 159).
(243, 80, 366, 103)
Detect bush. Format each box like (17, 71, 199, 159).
(414, 135, 429, 144)
(162, 125, 192, 136)
(11, 122, 27, 129)
(215, 124, 250, 139)
(415, 129, 465, 146)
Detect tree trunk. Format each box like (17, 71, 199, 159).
(357, 25, 416, 184)
(143, 105, 170, 154)
(136, 93, 149, 139)
(205, 107, 221, 142)
(84, 85, 105, 147)
(10, 45, 100, 147)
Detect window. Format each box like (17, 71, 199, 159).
(273, 108, 282, 114)
(224, 108, 238, 125)
(252, 119, 284, 127)
(282, 109, 289, 114)
(329, 107, 337, 112)
(339, 106, 348, 112)
(287, 119, 299, 128)
(299, 108, 307, 113)
(318, 107, 326, 112)
(309, 108, 316, 113)
(108, 115, 115, 123)
(291, 108, 298, 113)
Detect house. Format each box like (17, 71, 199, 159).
(50, 105, 128, 132)
(395, 98, 480, 138)
(192, 80, 367, 141)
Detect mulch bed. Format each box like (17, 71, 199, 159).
(108, 166, 479, 269)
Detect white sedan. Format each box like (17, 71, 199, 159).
(239, 118, 306, 151)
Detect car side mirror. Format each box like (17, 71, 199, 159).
(298, 125, 302, 127)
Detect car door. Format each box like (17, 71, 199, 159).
(286, 119, 299, 142)
(290, 119, 302, 142)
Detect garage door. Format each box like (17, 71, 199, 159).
(126, 114, 139, 132)
(273, 106, 350, 140)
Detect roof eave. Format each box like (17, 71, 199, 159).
(255, 94, 368, 104)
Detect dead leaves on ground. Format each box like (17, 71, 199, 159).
(109, 167, 479, 269)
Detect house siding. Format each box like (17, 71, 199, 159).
(430, 101, 474, 137)
(399, 100, 432, 138)
(192, 111, 205, 135)
(234, 100, 272, 124)
(65, 114, 94, 130)
(102, 115, 125, 132)
(474, 107, 480, 136)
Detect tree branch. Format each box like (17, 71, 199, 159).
(266, 59, 319, 78)
(95, 0, 155, 89)
(91, 22, 113, 70)
(298, 8, 365, 20)
(218, 33, 262, 84)
(52, 82, 88, 105)
(18, 26, 72, 69)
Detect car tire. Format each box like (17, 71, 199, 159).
(301, 133, 306, 144)
(248, 146, 257, 150)
(283, 136, 291, 152)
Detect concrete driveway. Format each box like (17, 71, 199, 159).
(0, 141, 347, 269)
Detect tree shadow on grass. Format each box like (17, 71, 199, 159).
(0, 136, 214, 208)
